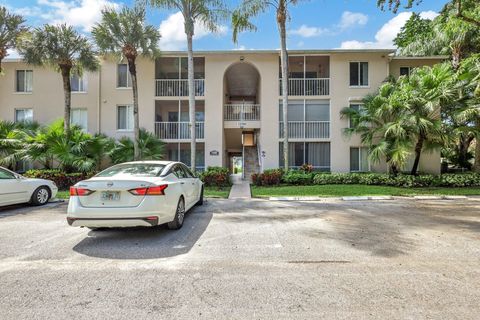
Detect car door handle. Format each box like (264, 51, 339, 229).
(180, 182, 185, 185)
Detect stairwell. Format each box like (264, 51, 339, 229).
(243, 146, 260, 181)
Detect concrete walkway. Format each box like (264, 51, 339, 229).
(228, 174, 251, 199)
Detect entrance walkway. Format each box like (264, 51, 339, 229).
(228, 175, 251, 199)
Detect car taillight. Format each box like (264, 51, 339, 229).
(128, 185, 168, 196)
(70, 187, 95, 196)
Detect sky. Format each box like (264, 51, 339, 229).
(1, 0, 450, 55)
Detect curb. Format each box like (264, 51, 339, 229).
(268, 195, 479, 202)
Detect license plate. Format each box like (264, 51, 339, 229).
(101, 191, 120, 201)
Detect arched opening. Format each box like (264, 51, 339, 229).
(223, 62, 261, 179)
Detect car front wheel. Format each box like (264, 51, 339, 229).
(167, 197, 185, 230)
(31, 186, 50, 206)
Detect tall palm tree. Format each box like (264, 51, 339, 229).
(148, 0, 228, 172)
(18, 24, 98, 135)
(0, 6, 27, 74)
(92, 5, 160, 161)
(396, 64, 454, 175)
(232, 0, 302, 171)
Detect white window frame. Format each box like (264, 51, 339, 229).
(350, 146, 370, 172)
(15, 70, 33, 93)
(70, 108, 88, 130)
(117, 64, 132, 89)
(70, 74, 87, 93)
(117, 105, 134, 131)
(14, 108, 33, 123)
(349, 103, 364, 128)
(349, 61, 369, 88)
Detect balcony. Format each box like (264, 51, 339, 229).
(279, 121, 330, 139)
(224, 104, 261, 121)
(155, 79, 205, 97)
(154, 121, 204, 140)
(279, 78, 330, 96)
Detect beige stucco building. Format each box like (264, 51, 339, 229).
(0, 50, 445, 175)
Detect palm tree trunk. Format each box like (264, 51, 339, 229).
(474, 119, 480, 173)
(278, 1, 289, 171)
(0, 47, 6, 74)
(60, 66, 72, 136)
(128, 59, 140, 161)
(187, 29, 196, 172)
(411, 136, 425, 175)
(457, 133, 474, 169)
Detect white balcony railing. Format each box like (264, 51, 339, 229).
(154, 121, 204, 140)
(279, 78, 330, 96)
(155, 79, 205, 97)
(224, 104, 261, 121)
(279, 121, 330, 139)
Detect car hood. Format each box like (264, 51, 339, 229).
(22, 177, 56, 186)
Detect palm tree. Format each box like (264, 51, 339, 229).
(18, 25, 98, 135)
(395, 64, 454, 175)
(110, 129, 165, 164)
(0, 6, 27, 74)
(92, 5, 160, 161)
(232, 0, 303, 171)
(148, 0, 228, 172)
(341, 82, 411, 175)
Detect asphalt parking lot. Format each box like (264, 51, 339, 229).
(0, 198, 479, 319)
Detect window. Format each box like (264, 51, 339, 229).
(71, 74, 87, 92)
(400, 67, 411, 77)
(173, 165, 187, 179)
(16, 70, 33, 92)
(280, 142, 330, 171)
(117, 64, 132, 88)
(0, 168, 16, 179)
(71, 109, 88, 130)
(349, 62, 368, 87)
(117, 105, 134, 130)
(349, 104, 363, 128)
(15, 109, 33, 123)
(350, 147, 369, 172)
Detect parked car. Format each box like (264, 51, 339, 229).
(0, 166, 58, 207)
(67, 161, 204, 230)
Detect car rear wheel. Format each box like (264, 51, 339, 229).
(167, 197, 185, 230)
(31, 186, 50, 206)
(196, 187, 204, 206)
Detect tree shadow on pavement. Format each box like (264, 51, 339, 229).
(72, 205, 213, 260)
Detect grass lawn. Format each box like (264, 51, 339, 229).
(251, 184, 480, 198)
(55, 186, 231, 200)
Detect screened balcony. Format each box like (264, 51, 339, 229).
(279, 142, 331, 171)
(166, 142, 205, 171)
(279, 100, 330, 139)
(279, 56, 330, 96)
(154, 100, 205, 140)
(155, 57, 205, 97)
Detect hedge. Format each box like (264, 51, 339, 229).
(24, 169, 95, 190)
(251, 170, 480, 188)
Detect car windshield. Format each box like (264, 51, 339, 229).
(95, 163, 166, 178)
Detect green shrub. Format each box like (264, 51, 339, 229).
(312, 172, 480, 188)
(282, 170, 315, 185)
(24, 169, 95, 190)
(200, 166, 231, 187)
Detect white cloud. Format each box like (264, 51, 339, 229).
(159, 11, 228, 51)
(6, 49, 21, 59)
(339, 11, 368, 30)
(340, 11, 439, 49)
(290, 11, 367, 39)
(290, 25, 328, 38)
(37, 0, 120, 32)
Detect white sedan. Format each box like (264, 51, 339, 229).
(67, 161, 204, 230)
(0, 166, 58, 207)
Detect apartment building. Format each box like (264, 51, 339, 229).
(0, 50, 445, 175)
